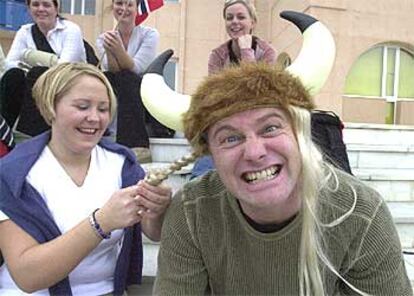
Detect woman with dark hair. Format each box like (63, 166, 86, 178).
(0, 0, 86, 138)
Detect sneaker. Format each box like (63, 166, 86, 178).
(132, 147, 152, 164)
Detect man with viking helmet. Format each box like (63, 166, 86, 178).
(152, 61, 411, 295)
(138, 11, 412, 296)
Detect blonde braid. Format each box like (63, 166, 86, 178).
(144, 152, 198, 186)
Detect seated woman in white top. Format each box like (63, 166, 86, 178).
(96, 0, 173, 163)
(0, 0, 87, 138)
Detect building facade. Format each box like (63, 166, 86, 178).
(1, 0, 413, 125)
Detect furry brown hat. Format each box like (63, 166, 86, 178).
(183, 62, 315, 155)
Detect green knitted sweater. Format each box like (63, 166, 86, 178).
(154, 169, 412, 295)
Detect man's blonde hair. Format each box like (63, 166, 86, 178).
(32, 63, 117, 125)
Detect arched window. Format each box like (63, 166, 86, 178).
(344, 45, 414, 124)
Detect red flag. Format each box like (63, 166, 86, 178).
(135, 0, 164, 25)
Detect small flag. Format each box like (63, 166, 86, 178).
(136, 0, 164, 25)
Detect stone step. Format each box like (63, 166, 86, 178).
(403, 249, 414, 291)
(150, 137, 192, 163)
(388, 202, 414, 250)
(353, 169, 414, 202)
(347, 146, 414, 170)
(343, 123, 414, 147)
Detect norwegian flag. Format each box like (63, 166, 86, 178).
(136, 0, 164, 25)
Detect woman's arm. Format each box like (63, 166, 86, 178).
(260, 41, 277, 65)
(6, 27, 30, 68)
(105, 49, 122, 73)
(135, 180, 172, 242)
(103, 30, 135, 72)
(0, 185, 142, 293)
(208, 49, 225, 75)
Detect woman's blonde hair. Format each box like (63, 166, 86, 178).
(32, 62, 117, 125)
(223, 0, 257, 23)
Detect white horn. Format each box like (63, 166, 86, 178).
(141, 12, 336, 131)
(281, 11, 336, 95)
(141, 50, 190, 131)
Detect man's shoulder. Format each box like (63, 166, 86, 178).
(321, 167, 385, 221)
(180, 171, 227, 204)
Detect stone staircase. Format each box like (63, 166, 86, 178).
(139, 124, 414, 290)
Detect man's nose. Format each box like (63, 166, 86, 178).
(243, 136, 266, 161)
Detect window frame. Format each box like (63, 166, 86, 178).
(60, 0, 95, 16)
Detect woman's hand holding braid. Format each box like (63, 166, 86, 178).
(136, 180, 172, 241)
(95, 186, 144, 234)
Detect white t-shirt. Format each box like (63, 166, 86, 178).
(0, 145, 126, 295)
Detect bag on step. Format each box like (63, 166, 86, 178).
(311, 110, 352, 174)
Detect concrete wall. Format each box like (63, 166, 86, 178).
(269, 0, 414, 122)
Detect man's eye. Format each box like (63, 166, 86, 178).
(225, 135, 240, 143)
(219, 134, 242, 147)
(263, 125, 281, 135)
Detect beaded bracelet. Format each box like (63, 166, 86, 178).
(89, 208, 111, 240)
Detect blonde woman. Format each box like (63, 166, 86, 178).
(208, 0, 276, 74)
(154, 63, 412, 295)
(0, 63, 172, 295)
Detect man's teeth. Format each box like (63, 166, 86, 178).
(243, 165, 281, 183)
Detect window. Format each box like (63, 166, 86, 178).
(60, 0, 96, 15)
(345, 45, 414, 123)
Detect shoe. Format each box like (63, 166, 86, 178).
(132, 147, 152, 164)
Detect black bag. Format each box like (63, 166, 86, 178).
(311, 110, 352, 174)
(83, 40, 99, 66)
(32, 24, 99, 66)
